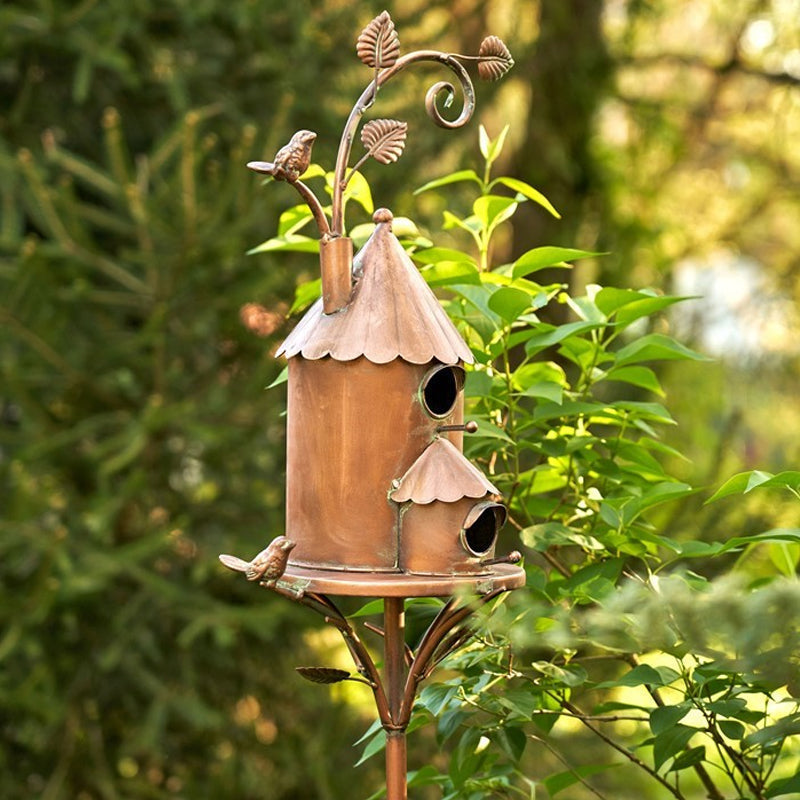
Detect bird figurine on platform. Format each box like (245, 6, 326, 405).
(219, 535, 297, 586)
(247, 130, 317, 182)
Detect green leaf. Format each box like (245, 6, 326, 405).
(668, 745, 706, 772)
(355, 728, 386, 766)
(420, 260, 481, 287)
(652, 724, 698, 770)
(718, 720, 746, 740)
(767, 773, 800, 798)
(278, 204, 314, 236)
(473, 194, 518, 233)
(524, 321, 607, 355)
(599, 664, 679, 689)
(248, 235, 319, 255)
(480, 123, 509, 167)
(602, 365, 664, 396)
(497, 688, 543, 720)
(531, 661, 588, 687)
(414, 247, 477, 266)
(479, 124, 492, 160)
(496, 725, 527, 763)
(650, 703, 691, 735)
(624, 482, 694, 521)
(418, 683, 460, 716)
(469, 418, 514, 444)
(414, 169, 482, 195)
(707, 470, 800, 503)
(543, 764, 617, 796)
(512, 247, 600, 278)
(266, 366, 288, 390)
(491, 176, 561, 218)
(349, 599, 384, 617)
(557, 559, 624, 604)
(518, 381, 563, 404)
(289, 277, 321, 314)
(487, 286, 532, 323)
(768, 541, 800, 576)
(343, 169, 373, 214)
(614, 334, 709, 367)
(742, 715, 800, 749)
(520, 523, 604, 552)
(594, 288, 687, 327)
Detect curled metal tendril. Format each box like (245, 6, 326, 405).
(316, 12, 513, 235)
(332, 49, 485, 233)
(423, 65, 475, 130)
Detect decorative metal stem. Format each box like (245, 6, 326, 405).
(384, 597, 407, 800)
(331, 50, 475, 236)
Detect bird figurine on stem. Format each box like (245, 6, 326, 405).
(247, 130, 317, 183)
(219, 535, 297, 586)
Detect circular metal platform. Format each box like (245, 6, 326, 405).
(275, 562, 527, 597)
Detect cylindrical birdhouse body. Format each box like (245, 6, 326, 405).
(269, 210, 521, 594)
(286, 356, 464, 571)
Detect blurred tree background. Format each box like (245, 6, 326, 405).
(0, 1, 798, 798)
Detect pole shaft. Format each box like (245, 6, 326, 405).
(384, 597, 407, 800)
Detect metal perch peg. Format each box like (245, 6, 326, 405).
(219, 535, 297, 585)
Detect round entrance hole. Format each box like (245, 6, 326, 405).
(461, 502, 507, 556)
(420, 365, 465, 419)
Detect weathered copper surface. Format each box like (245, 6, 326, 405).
(274, 562, 525, 597)
(276, 211, 473, 365)
(319, 235, 353, 314)
(399, 497, 495, 575)
(285, 356, 464, 572)
(390, 436, 499, 504)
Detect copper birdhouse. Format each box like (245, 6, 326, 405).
(220, 12, 523, 799)
(280, 206, 514, 587)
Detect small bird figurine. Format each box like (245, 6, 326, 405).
(247, 130, 317, 182)
(219, 535, 297, 586)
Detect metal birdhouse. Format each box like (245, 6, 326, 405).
(220, 11, 523, 798)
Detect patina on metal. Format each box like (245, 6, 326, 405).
(220, 11, 519, 799)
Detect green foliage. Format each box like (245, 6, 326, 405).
(0, 3, 385, 795)
(349, 127, 800, 799)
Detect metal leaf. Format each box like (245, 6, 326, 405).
(295, 666, 352, 685)
(477, 36, 514, 81)
(360, 119, 408, 165)
(357, 11, 401, 68)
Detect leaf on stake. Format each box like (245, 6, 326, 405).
(295, 666, 352, 685)
(477, 36, 514, 81)
(360, 119, 408, 165)
(357, 11, 400, 68)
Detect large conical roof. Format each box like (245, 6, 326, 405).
(390, 437, 499, 504)
(276, 209, 474, 365)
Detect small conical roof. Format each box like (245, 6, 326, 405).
(276, 209, 474, 365)
(390, 437, 499, 504)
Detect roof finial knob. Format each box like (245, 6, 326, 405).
(373, 208, 394, 225)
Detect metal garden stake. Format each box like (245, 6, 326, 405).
(220, 12, 522, 799)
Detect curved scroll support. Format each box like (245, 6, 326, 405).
(331, 44, 503, 235)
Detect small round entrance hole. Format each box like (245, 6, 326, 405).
(421, 365, 464, 419)
(461, 503, 505, 556)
